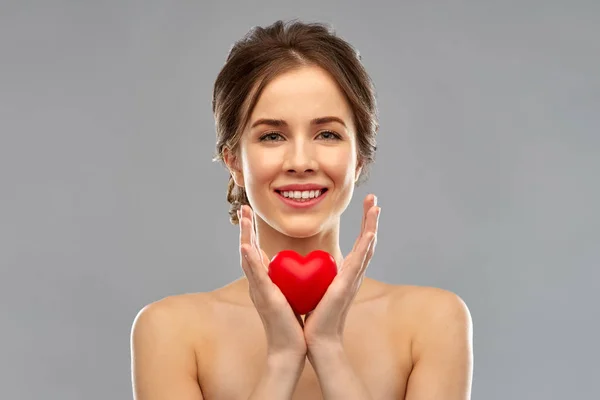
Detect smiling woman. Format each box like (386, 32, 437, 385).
(223, 65, 365, 243)
(131, 19, 473, 400)
(212, 22, 379, 228)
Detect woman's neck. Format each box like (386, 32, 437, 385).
(254, 216, 345, 270)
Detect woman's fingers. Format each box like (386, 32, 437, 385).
(359, 207, 380, 274)
(365, 205, 380, 237)
(238, 208, 255, 280)
(250, 208, 266, 266)
(363, 206, 380, 256)
(246, 206, 256, 247)
(241, 205, 264, 265)
(241, 243, 271, 293)
(358, 231, 376, 264)
(239, 208, 263, 279)
(239, 206, 272, 289)
(352, 194, 377, 252)
(343, 204, 380, 279)
(239, 208, 251, 246)
(239, 243, 255, 282)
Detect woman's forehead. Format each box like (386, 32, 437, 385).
(249, 67, 353, 129)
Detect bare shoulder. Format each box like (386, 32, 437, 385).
(389, 284, 470, 318)
(358, 280, 470, 330)
(131, 292, 216, 348)
(387, 284, 473, 361)
(130, 293, 215, 399)
(133, 291, 209, 321)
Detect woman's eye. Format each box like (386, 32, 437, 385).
(318, 130, 342, 140)
(259, 130, 341, 142)
(259, 132, 284, 141)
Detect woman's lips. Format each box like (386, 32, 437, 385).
(275, 189, 328, 209)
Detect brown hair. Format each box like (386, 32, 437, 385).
(212, 19, 379, 225)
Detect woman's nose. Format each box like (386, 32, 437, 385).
(282, 142, 318, 174)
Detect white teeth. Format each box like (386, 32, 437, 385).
(280, 189, 324, 201)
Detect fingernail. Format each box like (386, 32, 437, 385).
(373, 195, 378, 206)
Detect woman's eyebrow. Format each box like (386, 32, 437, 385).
(250, 116, 347, 129)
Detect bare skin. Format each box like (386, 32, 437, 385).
(132, 275, 472, 400)
(202, 276, 413, 399)
(133, 276, 453, 400)
(131, 64, 473, 399)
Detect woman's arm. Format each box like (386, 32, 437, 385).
(131, 297, 306, 400)
(130, 300, 204, 400)
(404, 289, 474, 400)
(308, 288, 473, 400)
(308, 344, 374, 400)
(246, 353, 306, 400)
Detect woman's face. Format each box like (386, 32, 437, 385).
(231, 65, 361, 238)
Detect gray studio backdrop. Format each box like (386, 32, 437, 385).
(1, 1, 599, 399)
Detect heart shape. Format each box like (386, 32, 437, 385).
(268, 250, 338, 315)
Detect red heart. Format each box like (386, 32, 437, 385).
(268, 250, 337, 315)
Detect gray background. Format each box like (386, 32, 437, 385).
(1, 1, 599, 399)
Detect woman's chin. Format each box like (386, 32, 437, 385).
(279, 225, 322, 239)
(260, 209, 336, 240)
(273, 217, 328, 239)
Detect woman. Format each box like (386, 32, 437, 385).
(131, 20, 473, 399)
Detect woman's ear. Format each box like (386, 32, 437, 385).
(223, 147, 245, 188)
(355, 160, 364, 183)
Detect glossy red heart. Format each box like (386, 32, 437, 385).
(268, 250, 338, 315)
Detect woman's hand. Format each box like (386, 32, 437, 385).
(303, 194, 381, 353)
(238, 205, 308, 362)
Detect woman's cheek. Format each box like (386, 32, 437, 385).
(321, 150, 357, 181)
(243, 149, 282, 185)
